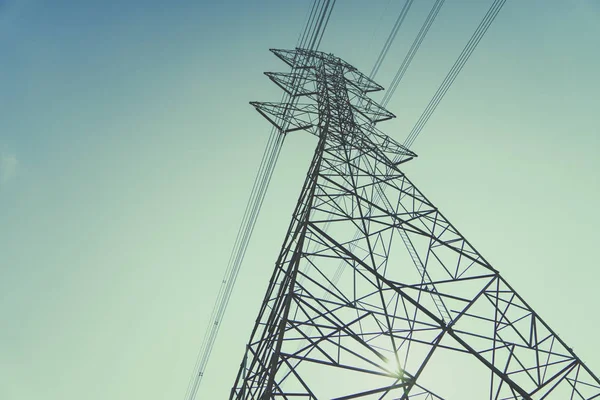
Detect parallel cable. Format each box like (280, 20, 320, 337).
(297, 0, 319, 47)
(304, 0, 336, 51)
(300, 0, 326, 49)
(381, 0, 446, 107)
(315, 0, 336, 50)
(402, 0, 507, 151)
(369, 0, 414, 79)
(184, 1, 336, 399)
(184, 130, 282, 400)
(365, 0, 394, 55)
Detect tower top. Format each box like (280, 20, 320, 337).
(252, 48, 416, 166)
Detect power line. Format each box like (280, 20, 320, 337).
(364, 0, 445, 129)
(300, 0, 327, 49)
(381, 0, 446, 107)
(304, 0, 336, 51)
(365, 0, 394, 58)
(183, 2, 337, 399)
(370, 0, 414, 80)
(402, 0, 507, 150)
(297, 0, 319, 47)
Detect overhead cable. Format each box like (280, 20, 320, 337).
(183, 1, 337, 399)
(402, 0, 507, 151)
(381, 0, 446, 107)
(369, 0, 415, 80)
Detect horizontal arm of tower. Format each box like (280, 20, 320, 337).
(347, 86, 396, 123)
(250, 101, 318, 134)
(364, 126, 417, 165)
(270, 48, 318, 69)
(343, 67, 385, 93)
(264, 72, 318, 97)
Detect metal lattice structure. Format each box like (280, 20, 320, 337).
(230, 48, 600, 400)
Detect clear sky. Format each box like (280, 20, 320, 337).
(1, 0, 599, 399)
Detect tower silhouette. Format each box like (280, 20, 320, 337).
(230, 48, 600, 400)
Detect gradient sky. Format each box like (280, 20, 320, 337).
(1, 1, 599, 399)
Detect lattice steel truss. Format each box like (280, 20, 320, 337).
(230, 48, 600, 400)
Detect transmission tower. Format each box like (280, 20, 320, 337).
(229, 48, 599, 399)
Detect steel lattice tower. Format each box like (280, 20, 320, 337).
(230, 48, 600, 400)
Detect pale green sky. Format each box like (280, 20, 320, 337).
(1, 1, 599, 399)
